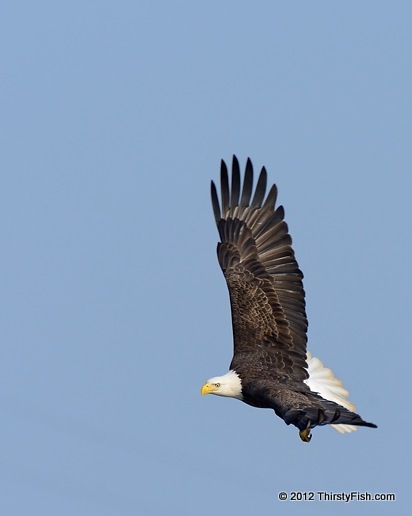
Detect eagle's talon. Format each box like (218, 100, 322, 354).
(299, 428, 312, 442)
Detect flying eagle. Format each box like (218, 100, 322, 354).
(201, 156, 377, 442)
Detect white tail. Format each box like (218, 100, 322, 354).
(305, 352, 357, 434)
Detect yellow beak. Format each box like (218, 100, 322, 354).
(201, 383, 212, 395)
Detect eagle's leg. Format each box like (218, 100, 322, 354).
(299, 427, 312, 442)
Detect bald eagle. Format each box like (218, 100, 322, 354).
(201, 157, 377, 442)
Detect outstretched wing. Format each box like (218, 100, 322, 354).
(211, 156, 308, 383)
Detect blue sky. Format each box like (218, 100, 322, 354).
(1, 1, 410, 514)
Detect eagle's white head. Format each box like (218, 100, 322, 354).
(201, 370, 243, 400)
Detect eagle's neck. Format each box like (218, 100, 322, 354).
(216, 370, 243, 400)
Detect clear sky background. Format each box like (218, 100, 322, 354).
(1, 1, 410, 515)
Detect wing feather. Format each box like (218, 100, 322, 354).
(250, 166, 267, 209)
(240, 158, 254, 210)
(230, 156, 241, 216)
(213, 156, 308, 383)
(211, 181, 221, 223)
(262, 183, 278, 211)
(220, 160, 229, 218)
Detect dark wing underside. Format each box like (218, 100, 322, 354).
(211, 156, 308, 384)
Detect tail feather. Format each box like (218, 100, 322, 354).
(305, 352, 376, 433)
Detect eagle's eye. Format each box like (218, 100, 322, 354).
(215, 383, 220, 388)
